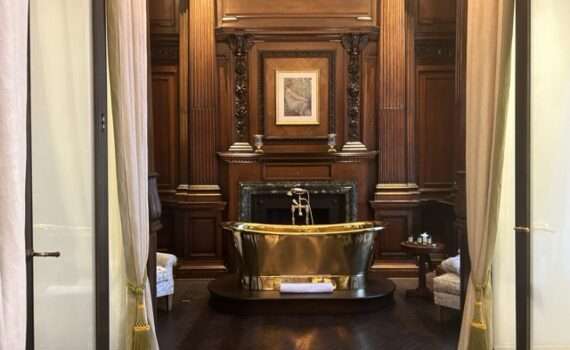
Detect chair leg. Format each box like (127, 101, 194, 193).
(167, 294, 174, 312)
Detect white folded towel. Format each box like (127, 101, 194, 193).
(279, 282, 334, 294)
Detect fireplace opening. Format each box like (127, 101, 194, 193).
(239, 181, 356, 225)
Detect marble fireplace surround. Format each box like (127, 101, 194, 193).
(239, 181, 357, 224)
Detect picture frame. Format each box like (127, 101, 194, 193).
(275, 70, 319, 125)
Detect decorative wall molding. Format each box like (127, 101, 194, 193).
(228, 34, 254, 151)
(215, 0, 378, 28)
(341, 33, 368, 151)
(257, 50, 336, 136)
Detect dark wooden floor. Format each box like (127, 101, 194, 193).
(156, 278, 460, 350)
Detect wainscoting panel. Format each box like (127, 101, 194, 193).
(152, 65, 179, 193)
(149, 0, 180, 34)
(216, 0, 377, 28)
(417, 65, 455, 197)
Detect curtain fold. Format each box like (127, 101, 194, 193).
(107, 0, 158, 349)
(0, 1, 29, 350)
(458, 1, 514, 349)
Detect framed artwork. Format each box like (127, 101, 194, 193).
(275, 70, 319, 125)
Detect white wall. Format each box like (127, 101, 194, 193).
(530, 1, 570, 348)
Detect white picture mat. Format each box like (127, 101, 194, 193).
(275, 70, 319, 125)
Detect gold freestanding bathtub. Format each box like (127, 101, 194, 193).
(222, 221, 384, 291)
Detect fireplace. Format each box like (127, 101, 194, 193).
(239, 181, 357, 224)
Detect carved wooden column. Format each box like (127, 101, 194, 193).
(177, 0, 190, 191)
(173, 0, 226, 276)
(341, 33, 369, 152)
(227, 34, 254, 152)
(187, 0, 222, 197)
(371, 0, 419, 259)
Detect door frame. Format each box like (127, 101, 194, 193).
(25, 0, 109, 349)
(515, 0, 531, 349)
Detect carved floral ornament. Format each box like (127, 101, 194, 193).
(229, 34, 254, 142)
(341, 33, 368, 141)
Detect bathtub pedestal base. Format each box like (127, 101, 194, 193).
(208, 272, 395, 315)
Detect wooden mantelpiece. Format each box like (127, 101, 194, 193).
(218, 150, 378, 163)
(219, 151, 378, 225)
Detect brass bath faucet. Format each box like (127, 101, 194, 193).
(287, 187, 315, 225)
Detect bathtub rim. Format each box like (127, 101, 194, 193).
(221, 221, 384, 236)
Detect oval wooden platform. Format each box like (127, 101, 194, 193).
(208, 273, 396, 315)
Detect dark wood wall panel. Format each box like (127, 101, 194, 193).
(418, 0, 456, 24)
(374, 209, 417, 257)
(152, 65, 179, 193)
(421, 201, 456, 256)
(417, 66, 455, 192)
(189, 217, 220, 257)
(416, 0, 456, 32)
(149, 0, 180, 34)
(217, 0, 377, 28)
(157, 205, 175, 252)
(149, 0, 461, 276)
(372, 0, 459, 264)
(263, 164, 333, 181)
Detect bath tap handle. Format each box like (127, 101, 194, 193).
(291, 206, 296, 225)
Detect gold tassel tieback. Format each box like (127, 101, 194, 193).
(128, 282, 152, 350)
(468, 284, 489, 349)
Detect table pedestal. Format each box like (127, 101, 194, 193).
(400, 241, 444, 300)
(405, 254, 433, 299)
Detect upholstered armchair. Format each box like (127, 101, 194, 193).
(428, 254, 461, 318)
(156, 252, 178, 311)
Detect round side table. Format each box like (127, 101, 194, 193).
(400, 241, 445, 299)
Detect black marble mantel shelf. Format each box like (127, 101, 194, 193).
(217, 150, 378, 163)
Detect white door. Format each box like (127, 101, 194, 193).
(29, 0, 99, 349)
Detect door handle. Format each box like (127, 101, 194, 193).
(28, 251, 61, 258)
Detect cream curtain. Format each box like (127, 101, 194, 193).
(458, 1, 514, 349)
(0, 1, 28, 350)
(107, 0, 158, 349)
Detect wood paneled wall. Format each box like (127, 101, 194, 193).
(150, 0, 461, 275)
(371, 0, 457, 261)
